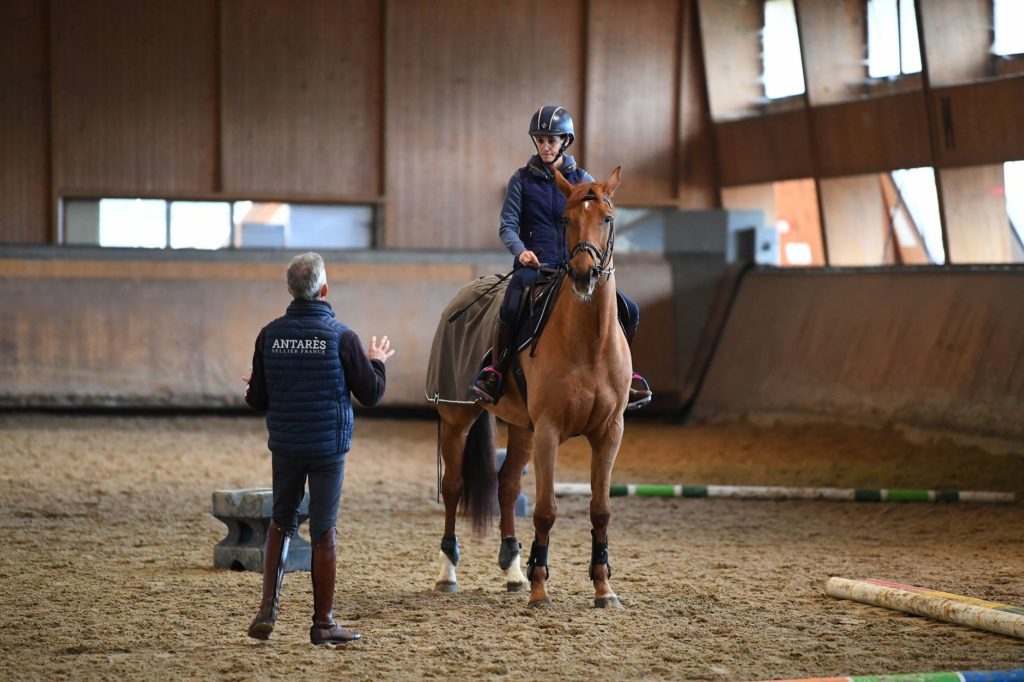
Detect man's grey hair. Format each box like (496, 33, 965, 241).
(287, 252, 328, 301)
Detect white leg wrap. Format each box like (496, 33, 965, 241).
(436, 550, 457, 586)
(504, 553, 527, 586)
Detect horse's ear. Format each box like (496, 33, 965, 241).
(554, 169, 575, 198)
(605, 166, 622, 197)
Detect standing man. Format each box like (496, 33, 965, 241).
(244, 252, 395, 645)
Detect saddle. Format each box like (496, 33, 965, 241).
(425, 270, 632, 407)
(507, 268, 631, 408)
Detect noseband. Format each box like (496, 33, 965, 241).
(566, 192, 615, 278)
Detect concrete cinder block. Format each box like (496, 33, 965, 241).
(212, 487, 311, 572)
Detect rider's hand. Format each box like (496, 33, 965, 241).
(518, 250, 540, 268)
(368, 335, 396, 363)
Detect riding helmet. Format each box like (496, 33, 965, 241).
(529, 105, 575, 148)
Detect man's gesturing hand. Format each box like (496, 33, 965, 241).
(368, 335, 396, 363)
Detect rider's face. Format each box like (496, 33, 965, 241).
(533, 135, 565, 164)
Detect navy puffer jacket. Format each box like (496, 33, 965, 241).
(263, 300, 352, 457)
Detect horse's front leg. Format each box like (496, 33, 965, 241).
(588, 416, 624, 608)
(526, 422, 559, 608)
(434, 407, 474, 593)
(497, 425, 532, 592)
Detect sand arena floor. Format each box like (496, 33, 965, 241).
(2, 412, 1023, 681)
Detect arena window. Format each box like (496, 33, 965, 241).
(1006, 161, 1024, 253)
(889, 167, 944, 264)
(867, 0, 922, 79)
(761, 0, 806, 100)
(993, 0, 1024, 57)
(62, 199, 375, 250)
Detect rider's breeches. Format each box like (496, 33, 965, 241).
(499, 266, 542, 325)
(617, 290, 640, 341)
(271, 454, 345, 541)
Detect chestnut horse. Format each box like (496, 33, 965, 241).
(434, 166, 629, 608)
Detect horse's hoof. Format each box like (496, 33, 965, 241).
(594, 596, 622, 609)
(527, 598, 553, 609)
(506, 581, 527, 593)
(434, 581, 458, 593)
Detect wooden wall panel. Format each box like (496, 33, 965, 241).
(931, 78, 1024, 169)
(0, 250, 680, 407)
(940, 165, 1013, 264)
(695, 268, 1024, 440)
(385, 0, 584, 250)
(721, 183, 776, 223)
(918, 0, 991, 87)
(0, 1, 49, 244)
(696, 0, 762, 121)
(221, 1, 382, 199)
(678, 0, 717, 208)
(52, 0, 217, 195)
(795, 0, 866, 106)
(774, 178, 824, 266)
(819, 174, 887, 266)
(812, 92, 932, 177)
(586, 0, 679, 202)
(715, 109, 814, 186)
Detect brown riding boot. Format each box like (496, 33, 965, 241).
(470, 319, 515, 404)
(247, 520, 291, 640)
(309, 528, 361, 645)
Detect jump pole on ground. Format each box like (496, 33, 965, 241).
(761, 668, 1024, 681)
(825, 577, 1024, 640)
(553, 483, 1014, 503)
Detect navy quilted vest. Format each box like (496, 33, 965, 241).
(518, 155, 590, 268)
(262, 300, 353, 458)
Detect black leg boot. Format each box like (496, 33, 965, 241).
(471, 319, 515, 404)
(248, 520, 291, 640)
(310, 528, 361, 645)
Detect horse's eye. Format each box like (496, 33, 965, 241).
(603, 216, 613, 224)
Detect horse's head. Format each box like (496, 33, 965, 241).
(554, 166, 621, 300)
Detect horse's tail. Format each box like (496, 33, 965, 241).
(460, 410, 496, 536)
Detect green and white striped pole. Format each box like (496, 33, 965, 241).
(553, 483, 1014, 503)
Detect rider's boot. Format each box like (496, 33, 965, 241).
(247, 520, 291, 640)
(624, 324, 653, 411)
(309, 528, 362, 645)
(470, 319, 515, 404)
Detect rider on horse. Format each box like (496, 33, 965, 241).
(470, 105, 653, 411)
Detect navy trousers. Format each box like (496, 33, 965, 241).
(271, 454, 345, 542)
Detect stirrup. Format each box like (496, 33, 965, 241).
(470, 366, 502, 404)
(626, 373, 652, 411)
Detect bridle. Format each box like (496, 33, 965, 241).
(565, 191, 616, 279)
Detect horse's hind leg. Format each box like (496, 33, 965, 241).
(497, 425, 532, 592)
(434, 405, 476, 593)
(588, 417, 624, 608)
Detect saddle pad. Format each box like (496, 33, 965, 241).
(424, 274, 508, 404)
